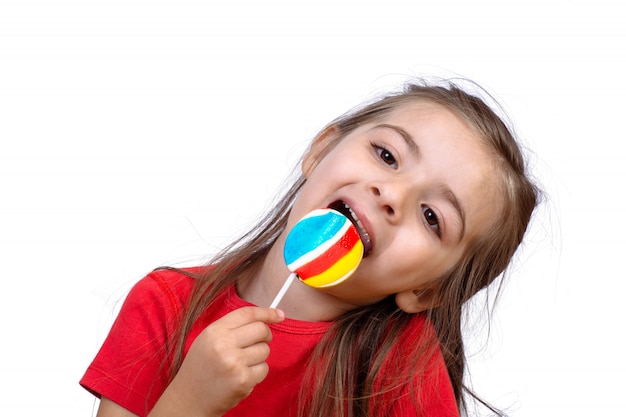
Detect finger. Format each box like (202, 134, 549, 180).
(231, 320, 275, 348)
(247, 361, 270, 386)
(219, 306, 285, 330)
(241, 342, 271, 367)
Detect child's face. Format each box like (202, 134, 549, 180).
(288, 101, 502, 310)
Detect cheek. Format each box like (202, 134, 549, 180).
(389, 235, 457, 283)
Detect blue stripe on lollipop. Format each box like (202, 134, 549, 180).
(284, 210, 346, 265)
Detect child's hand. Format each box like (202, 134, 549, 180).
(149, 306, 285, 417)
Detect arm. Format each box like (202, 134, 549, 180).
(96, 398, 139, 417)
(94, 306, 284, 417)
(147, 306, 285, 417)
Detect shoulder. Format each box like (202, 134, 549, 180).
(385, 313, 460, 417)
(107, 266, 207, 337)
(411, 314, 459, 417)
(123, 266, 204, 311)
(79, 266, 209, 416)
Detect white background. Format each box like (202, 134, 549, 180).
(1, 0, 624, 415)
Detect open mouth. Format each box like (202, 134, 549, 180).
(329, 200, 373, 257)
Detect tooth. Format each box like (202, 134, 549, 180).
(340, 202, 371, 249)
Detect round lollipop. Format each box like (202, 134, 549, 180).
(270, 208, 364, 308)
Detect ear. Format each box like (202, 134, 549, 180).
(395, 287, 440, 313)
(302, 124, 339, 178)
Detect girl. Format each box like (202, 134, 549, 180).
(81, 80, 539, 417)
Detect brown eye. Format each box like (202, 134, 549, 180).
(379, 149, 395, 165)
(422, 206, 441, 237)
(372, 143, 398, 168)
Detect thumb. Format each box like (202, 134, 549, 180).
(265, 308, 285, 324)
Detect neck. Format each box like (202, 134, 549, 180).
(237, 234, 353, 322)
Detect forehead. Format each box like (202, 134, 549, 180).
(380, 100, 473, 132)
(382, 100, 503, 242)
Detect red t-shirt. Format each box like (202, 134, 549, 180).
(80, 268, 459, 417)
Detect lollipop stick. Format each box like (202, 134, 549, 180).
(270, 272, 296, 309)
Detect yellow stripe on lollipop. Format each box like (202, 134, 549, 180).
(300, 240, 364, 288)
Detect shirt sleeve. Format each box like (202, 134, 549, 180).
(80, 271, 191, 417)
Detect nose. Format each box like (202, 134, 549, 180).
(370, 181, 406, 223)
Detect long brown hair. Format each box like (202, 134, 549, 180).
(164, 80, 540, 416)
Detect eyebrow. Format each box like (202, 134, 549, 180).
(439, 185, 466, 241)
(376, 123, 467, 241)
(376, 124, 421, 159)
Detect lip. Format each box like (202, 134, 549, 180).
(328, 199, 374, 257)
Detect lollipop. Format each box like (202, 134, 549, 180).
(270, 208, 364, 308)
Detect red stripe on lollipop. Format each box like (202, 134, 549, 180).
(293, 225, 360, 279)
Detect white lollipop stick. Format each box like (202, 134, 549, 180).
(269, 272, 296, 309)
